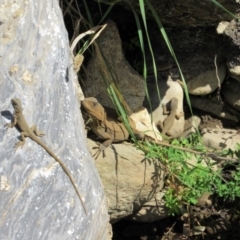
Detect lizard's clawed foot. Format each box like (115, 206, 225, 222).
(36, 132, 45, 137)
(92, 143, 106, 159)
(14, 141, 25, 152)
(92, 150, 106, 159)
(5, 123, 13, 128)
(33, 129, 45, 137)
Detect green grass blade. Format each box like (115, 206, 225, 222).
(129, 5, 153, 115)
(145, 0, 192, 115)
(138, 0, 160, 102)
(98, 4, 115, 24)
(82, 0, 94, 26)
(211, 0, 240, 19)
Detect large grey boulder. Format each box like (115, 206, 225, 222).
(84, 20, 145, 112)
(112, 0, 240, 27)
(0, 0, 110, 239)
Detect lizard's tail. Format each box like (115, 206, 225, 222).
(31, 137, 87, 214)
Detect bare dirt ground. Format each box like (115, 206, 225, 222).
(112, 197, 240, 240)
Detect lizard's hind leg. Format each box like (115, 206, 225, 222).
(30, 125, 45, 137)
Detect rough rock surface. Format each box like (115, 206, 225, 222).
(200, 115, 223, 130)
(218, 18, 240, 82)
(190, 95, 240, 122)
(121, 0, 240, 27)
(186, 63, 226, 95)
(84, 20, 145, 112)
(201, 128, 240, 150)
(146, 26, 225, 87)
(87, 139, 166, 223)
(126, 192, 168, 222)
(0, 1, 109, 239)
(182, 115, 201, 138)
(222, 78, 240, 111)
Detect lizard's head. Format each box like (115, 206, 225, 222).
(11, 98, 23, 113)
(81, 97, 106, 121)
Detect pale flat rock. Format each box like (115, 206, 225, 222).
(216, 21, 230, 34)
(228, 66, 240, 82)
(84, 20, 145, 112)
(87, 139, 165, 223)
(201, 128, 240, 150)
(151, 76, 184, 138)
(130, 107, 162, 141)
(0, 1, 109, 239)
(186, 63, 226, 95)
(222, 78, 240, 111)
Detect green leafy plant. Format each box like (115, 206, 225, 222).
(164, 189, 181, 215)
(139, 138, 240, 215)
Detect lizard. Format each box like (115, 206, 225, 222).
(81, 97, 144, 158)
(82, 97, 238, 164)
(156, 97, 183, 137)
(5, 98, 87, 214)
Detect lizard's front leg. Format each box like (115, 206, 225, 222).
(162, 103, 170, 115)
(92, 129, 114, 159)
(93, 138, 113, 159)
(175, 112, 184, 120)
(5, 115, 27, 151)
(5, 114, 17, 128)
(14, 132, 30, 152)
